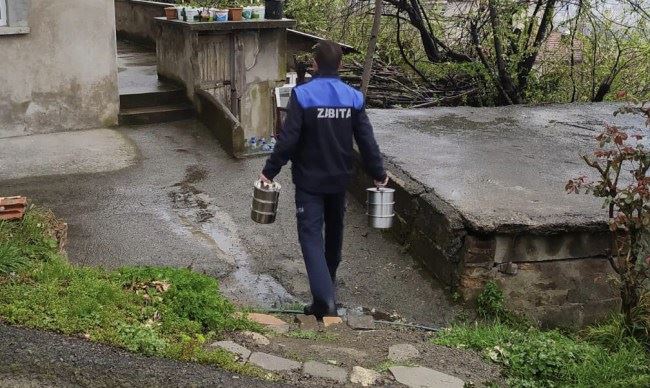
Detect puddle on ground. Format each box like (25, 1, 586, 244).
(166, 181, 296, 308)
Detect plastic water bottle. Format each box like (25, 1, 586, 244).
(261, 140, 271, 152)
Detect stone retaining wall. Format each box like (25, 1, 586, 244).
(350, 153, 618, 329)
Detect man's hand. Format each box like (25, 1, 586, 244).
(260, 173, 273, 187)
(374, 175, 389, 188)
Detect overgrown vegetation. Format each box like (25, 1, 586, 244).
(433, 281, 650, 387)
(0, 208, 270, 379)
(567, 102, 650, 341)
(286, 0, 650, 106)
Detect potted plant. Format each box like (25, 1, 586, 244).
(213, 8, 229, 22)
(221, 1, 244, 21)
(164, 6, 178, 20)
(249, 0, 264, 20)
(191, 1, 214, 22)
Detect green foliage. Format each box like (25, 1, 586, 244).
(476, 281, 528, 327)
(476, 281, 504, 320)
(0, 209, 60, 274)
(285, 0, 649, 105)
(0, 208, 265, 378)
(433, 319, 650, 387)
(116, 323, 168, 356)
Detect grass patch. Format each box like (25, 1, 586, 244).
(432, 283, 650, 387)
(0, 208, 269, 378)
(373, 360, 398, 373)
(286, 329, 338, 341)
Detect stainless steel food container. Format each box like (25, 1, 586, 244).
(251, 180, 281, 224)
(366, 187, 395, 229)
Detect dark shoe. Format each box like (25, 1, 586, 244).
(303, 303, 337, 319)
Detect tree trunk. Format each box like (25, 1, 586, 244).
(361, 0, 383, 96)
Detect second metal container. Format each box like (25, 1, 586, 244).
(251, 180, 281, 224)
(366, 187, 395, 229)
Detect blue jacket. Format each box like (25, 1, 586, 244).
(263, 75, 386, 193)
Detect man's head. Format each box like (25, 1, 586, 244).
(313, 40, 343, 75)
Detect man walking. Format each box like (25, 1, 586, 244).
(260, 41, 388, 319)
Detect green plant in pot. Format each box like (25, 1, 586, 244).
(221, 0, 243, 21)
(243, 0, 264, 20)
(192, 0, 215, 22)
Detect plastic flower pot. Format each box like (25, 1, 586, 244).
(164, 7, 178, 20)
(252, 6, 265, 19)
(213, 9, 229, 22)
(229, 7, 243, 21)
(242, 7, 253, 20)
(185, 8, 199, 22)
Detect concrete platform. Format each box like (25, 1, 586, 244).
(352, 103, 646, 328)
(368, 103, 642, 233)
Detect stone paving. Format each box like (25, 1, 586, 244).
(389, 366, 465, 388)
(303, 361, 348, 384)
(217, 313, 478, 386)
(388, 343, 421, 363)
(248, 352, 302, 372)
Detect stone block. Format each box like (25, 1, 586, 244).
(414, 192, 465, 251)
(537, 304, 584, 330)
(303, 361, 347, 384)
(241, 331, 270, 346)
(294, 314, 319, 331)
(347, 315, 375, 330)
(581, 298, 621, 326)
(408, 231, 458, 286)
(350, 366, 382, 386)
(494, 231, 611, 263)
(388, 343, 420, 363)
(462, 235, 495, 266)
(210, 341, 251, 360)
(389, 366, 464, 388)
(246, 313, 286, 326)
(248, 352, 301, 372)
(322, 316, 343, 327)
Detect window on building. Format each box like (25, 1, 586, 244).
(0, 0, 8, 27)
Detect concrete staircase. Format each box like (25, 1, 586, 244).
(118, 88, 195, 126)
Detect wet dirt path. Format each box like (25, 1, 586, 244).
(1, 120, 461, 326)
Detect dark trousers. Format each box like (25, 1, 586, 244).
(295, 187, 346, 314)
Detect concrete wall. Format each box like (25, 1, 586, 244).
(115, 0, 171, 47)
(0, 0, 119, 138)
(349, 154, 618, 329)
(157, 21, 290, 157)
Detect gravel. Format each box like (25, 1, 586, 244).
(0, 324, 289, 388)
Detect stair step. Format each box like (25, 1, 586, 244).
(118, 103, 195, 126)
(120, 89, 187, 109)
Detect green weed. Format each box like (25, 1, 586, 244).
(0, 208, 266, 378)
(433, 316, 650, 387)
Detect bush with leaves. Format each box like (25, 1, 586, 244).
(566, 102, 650, 341)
